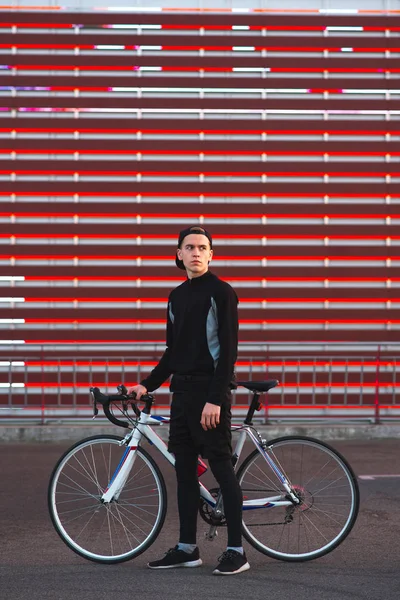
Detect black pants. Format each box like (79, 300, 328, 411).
(168, 383, 243, 548)
(175, 452, 243, 547)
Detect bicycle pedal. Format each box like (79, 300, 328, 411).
(204, 530, 218, 541)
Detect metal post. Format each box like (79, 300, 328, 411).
(264, 356, 270, 425)
(41, 347, 45, 425)
(374, 345, 381, 424)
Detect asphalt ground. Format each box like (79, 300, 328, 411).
(1, 439, 399, 600)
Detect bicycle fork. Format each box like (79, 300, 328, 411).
(101, 429, 142, 504)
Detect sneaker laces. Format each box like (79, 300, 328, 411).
(217, 549, 239, 562)
(165, 546, 180, 556)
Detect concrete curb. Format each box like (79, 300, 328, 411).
(1, 422, 400, 443)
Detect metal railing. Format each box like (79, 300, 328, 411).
(0, 344, 399, 424)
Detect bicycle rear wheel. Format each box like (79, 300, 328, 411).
(237, 436, 359, 562)
(48, 435, 167, 564)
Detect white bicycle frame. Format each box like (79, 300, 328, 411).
(101, 409, 297, 510)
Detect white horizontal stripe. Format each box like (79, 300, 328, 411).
(106, 24, 162, 29)
(0, 361, 25, 366)
(17, 301, 397, 310)
(343, 90, 400, 95)
(321, 9, 359, 14)
(232, 47, 256, 52)
(0, 298, 25, 302)
(11, 323, 397, 332)
(326, 26, 363, 30)
(0, 276, 25, 281)
(0, 340, 25, 344)
(95, 45, 125, 50)
(0, 382, 25, 388)
(0, 342, 393, 352)
(22, 107, 400, 116)
(111, 87, 309, 93)
(359, 475, 400, 480)
(233, 67, 270, 72)
(101, 7, 162, 12)
(0, 319, 25, 323)
(140, 66, 162, 71)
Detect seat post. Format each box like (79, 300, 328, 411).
(244, 392, 261, 426)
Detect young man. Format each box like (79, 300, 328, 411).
(129, 226, 249, 575)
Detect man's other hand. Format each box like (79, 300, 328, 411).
(201, 402, 221, 430)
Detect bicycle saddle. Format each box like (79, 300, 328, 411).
(236, 379, 279, 393)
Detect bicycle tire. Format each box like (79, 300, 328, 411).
(237, 435, 359, 562)
(48, 435, 167, 564)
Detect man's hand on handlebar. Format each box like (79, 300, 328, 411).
(127, 384, 148, 400)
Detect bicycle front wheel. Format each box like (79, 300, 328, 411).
(237, 436, 359, 562)
(48, 435, 167, 564)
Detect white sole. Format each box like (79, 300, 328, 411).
(148, 559, 203, 569)
(213, 562, 250, 575)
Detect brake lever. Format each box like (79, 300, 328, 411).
(90, 388, 99, 419)
(117, 384, 141, 418)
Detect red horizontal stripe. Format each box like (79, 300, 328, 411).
(22, 339, 174, 344)
(22, 359, 395, 367)
(0, 128, 395, 136)
(22, 318, 400, 323)
(10, 405, 400, 412)
(265, 403, 400, 408)
(12, 381, 400, 388)
(2, 213, 399, 219)
(4, 255, 400, 261)
(21, 335, 398, 344)
(0, 22, 72, 27)
(22, 275, 399, 281)
(0, 170, 397, 177)
(3, 23, 397, 32)
(161, 24, 326, 30)
(1, 192, 399, 199)
(20, 297, 399, 303)
(7, 65, 400, 74)
(1, 44, 400, 52)
(2, 234, 400, 241)
(0, 44, 94, 49)
(3, 254, 400, 260)
(0, 149, 399, 157)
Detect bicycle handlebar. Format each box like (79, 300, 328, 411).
(91, 379, 278, 429)
(90, 385, 153, 429)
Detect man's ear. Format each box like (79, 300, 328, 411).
(209, 249, 213, 262)
(177, 248, 183, 260)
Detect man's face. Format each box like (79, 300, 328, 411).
(176, 234, 213, 277)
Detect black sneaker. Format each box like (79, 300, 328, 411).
(213, 550, 250, 575)
(148, 546, 202, 569)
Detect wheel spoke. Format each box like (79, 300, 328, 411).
(238, 438, 359, 561)
(49, 437, 166, 563)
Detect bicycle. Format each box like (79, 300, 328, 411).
(48, 380, 360, 565)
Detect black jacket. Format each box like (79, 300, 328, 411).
(140, 270, 238, 405)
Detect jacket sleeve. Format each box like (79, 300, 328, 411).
(206, 284, 239, 406)
(140, 298, 174, 392)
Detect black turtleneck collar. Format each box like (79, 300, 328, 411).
(186, 270, 213, 284)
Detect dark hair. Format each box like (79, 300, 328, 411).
(175, 226, 213, 270)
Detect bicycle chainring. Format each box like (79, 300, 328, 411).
(198, 488, 227, 526)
